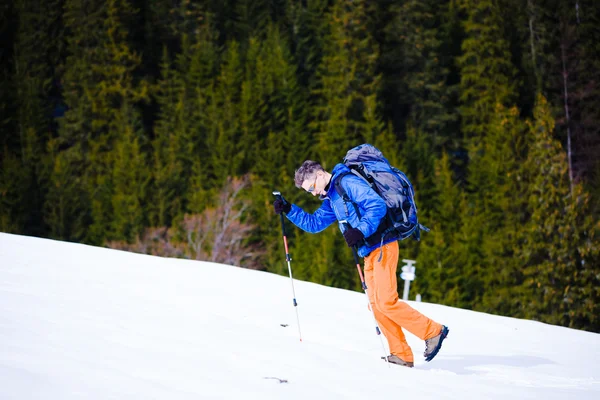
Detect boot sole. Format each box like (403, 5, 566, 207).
(425, 325, 449, 362)
(381, 356, 414, 368)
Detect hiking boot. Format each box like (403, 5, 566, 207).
(424, 325, 449, 362)
(381, 354, 414, 368)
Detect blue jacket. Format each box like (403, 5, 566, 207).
(286, 163, 396, 257)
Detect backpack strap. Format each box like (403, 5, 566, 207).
(333, 172, 361, 219)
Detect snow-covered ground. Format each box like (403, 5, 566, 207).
(1, 232, 599, 399)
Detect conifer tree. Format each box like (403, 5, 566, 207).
(312, 0, 380, 167)
(50, 0, 148, 244)
(1, 0, 64, 235)
(151, 48, 187, 227)
(284, 0, 329, 90)
(185, 15, 219, 214)
(415, 151, 466, 304)
(237, 37, 263, 175)
(206, 41, 243, 185)
(476, 104, 530, 315)
(0, 153, 27, 232)
(380, 0, 456, 148)
(236, 23, 312, 276)
(455, 102, 528, 311)
(249, 24, 309, 181)
(457, 0, 518, 140)
(233, 0, 271, 47)
(110, 104, 149, 242)
(452, 0, 521, 308)
(398, 125, 436, 211)
(0, 0, 17, 158)
(519, 95, 599, 331)
(517, 0, 599, 194)
(45, 142, 90, 241)
(151, 20, 217, 228)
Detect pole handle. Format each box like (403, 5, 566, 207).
(273, 191, 287, 236)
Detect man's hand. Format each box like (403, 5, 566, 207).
(343, 227, 364, 247)
(273, 197, 292, 215)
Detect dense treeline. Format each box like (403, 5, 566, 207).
(1, 0, 598, 332)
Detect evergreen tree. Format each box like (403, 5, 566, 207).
(455, 103, 528, 311)
(0, 0, 17, 154)
(517, 0, 600, 197)
(0, 0, 64, 235)
(239, 23, 312, 277)
(249, 24, 309, 181)
(477, 104, 530, 316)
(557, 1, 600, 195)
(457, 0, 518, 140)
(151, 19, 217, 228)
(312, 0, 380, 168)
(519, 95, 599, 331)
(151, 48, 187, 227)
(414, 151, 465, 304)
(575, 1, 600, 214)
(284, 0, 329, 90)
(110, 104, 149, 242)
(206, 40, 243, 185)
(49, 0, 148, 244)
(380, 0, 456, 148)
(186, 15, 219, 213)
(232, 0, 270, 47)
(452, 0, 521, 308)
(44, 141, 90, 241)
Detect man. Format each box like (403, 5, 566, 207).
(273, 160, 449, 367)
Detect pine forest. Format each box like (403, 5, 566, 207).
(1, 0, 599, 332)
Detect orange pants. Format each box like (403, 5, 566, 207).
(364, 241, 442, 362)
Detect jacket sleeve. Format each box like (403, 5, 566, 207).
(285, 200, 337, 233)
(342, 175, 387, 238)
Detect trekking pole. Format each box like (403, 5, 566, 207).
(273, 191, 302, 342)
(340, 220, 389, 364)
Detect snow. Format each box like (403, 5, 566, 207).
(1, 232, 599, 400)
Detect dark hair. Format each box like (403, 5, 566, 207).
(294, 160, 325, 188)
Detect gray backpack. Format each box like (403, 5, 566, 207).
(334, 144, 429, 246)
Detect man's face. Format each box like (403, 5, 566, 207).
(301, 172, 324, 197)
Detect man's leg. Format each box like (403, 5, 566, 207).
(365, 260, 414, 362)
(365, 242, 442, 342)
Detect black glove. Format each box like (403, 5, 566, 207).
(273, 197, 292, 215)
(343, 227, 364, 247)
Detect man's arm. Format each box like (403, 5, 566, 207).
(286, 200, 337, 233)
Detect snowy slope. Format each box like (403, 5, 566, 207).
(1, 232, 599, 400)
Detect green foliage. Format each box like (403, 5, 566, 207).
(51, 0, 148, 244)
(0, 0, 64, 235)
(284, 0, 329, 90)
(380, 0, 457, 148)
(2, 0, 600, 333)
(110, 105, 150, 242)
(44, 141, 89, 241)
(414, 151, 465, 303)
(311, 0, 381, 168)
(0, 151, 28, 232)
(150, 21, 218, 227)
(457, 0, 518, 140)
(518, 95, 600, 329)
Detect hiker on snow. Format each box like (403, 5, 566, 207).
(273, 146, 448, 367)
